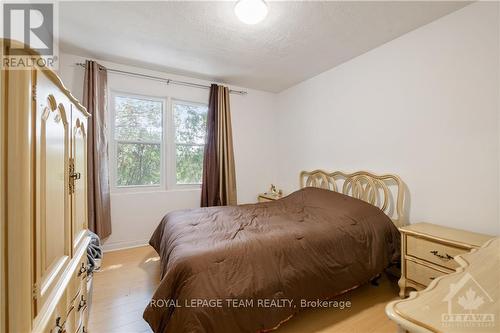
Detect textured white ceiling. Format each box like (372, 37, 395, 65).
(59, 1, 469, 92)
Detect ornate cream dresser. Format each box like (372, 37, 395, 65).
(386, 237, 500, 333)
(398, 223, 494, 298)
(1, 40, 92, 332)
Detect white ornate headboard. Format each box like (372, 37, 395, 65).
(300, 170, 405, 227)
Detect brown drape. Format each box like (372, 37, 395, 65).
(201, 84, 237, 207)
(201, 84, 220, 207)
(217, 86, 237, 205)
(83, 60, 112, 239)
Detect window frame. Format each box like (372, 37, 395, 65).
(169, 98, 208, 188)
(110, 91, 167, 193)
(109, 92, 208, 193)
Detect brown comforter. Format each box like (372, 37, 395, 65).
(144, 187, 400, 333)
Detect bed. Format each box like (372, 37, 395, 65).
(143, 170, 405, 333)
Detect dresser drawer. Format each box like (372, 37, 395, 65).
(406, 260, 449, 287)
(74, 279, 89, 332)
(406, 235, 468, 270)
(43, 289, 71, 333)
(68, 249, 88, 303)
(64, 294, 79, 333)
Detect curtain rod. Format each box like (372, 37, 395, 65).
(75, 62, 248, 95)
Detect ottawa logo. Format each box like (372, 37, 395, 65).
(441, 272, 495, 329)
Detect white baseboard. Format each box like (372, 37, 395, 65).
(102, 239, 150, 252)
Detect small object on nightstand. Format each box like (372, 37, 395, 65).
(398, 222, 494, 298)
(258, 184, 283, 202)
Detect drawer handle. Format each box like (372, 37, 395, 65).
(55, 317, 67, 333)
(70, 172, 81, 180)
(78, 295, 87, 311)
(429, 277, 436, 280)
(430, 250, 453, 261)
(77, 263, 87, 277)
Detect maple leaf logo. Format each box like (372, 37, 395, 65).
(458, 288, 484, 312)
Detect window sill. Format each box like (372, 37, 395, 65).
(111, 186, 201, 196)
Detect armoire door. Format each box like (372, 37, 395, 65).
(34, 73, 72, 314)
(71, 106, 88, 251)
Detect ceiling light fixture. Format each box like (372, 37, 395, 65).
(234, 0, 268, 25)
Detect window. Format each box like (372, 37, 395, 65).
(173, 100, 208, 185)
(113, 95, 163, 187)
(111, 93, 208, 190)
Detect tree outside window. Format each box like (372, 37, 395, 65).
(114, 95, 162, 187)
(173, 101, 207, 185)
(112, 94, 207, 189)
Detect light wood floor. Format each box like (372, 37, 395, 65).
(89, 245, 399, 333)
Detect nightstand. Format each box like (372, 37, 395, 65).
(398, 222, 493, 298)
(257, 193, 282, 203)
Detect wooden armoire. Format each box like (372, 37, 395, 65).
(1, 40, 92, 333)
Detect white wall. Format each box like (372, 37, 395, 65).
(58, 53, 278, 250)
(276, 2, 500, 235)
